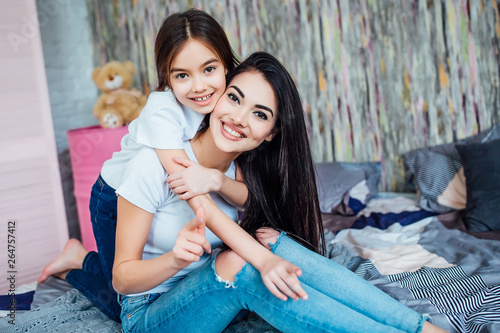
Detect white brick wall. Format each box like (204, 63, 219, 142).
(37, 0, 99, 239)
(37, 0, 98, 153)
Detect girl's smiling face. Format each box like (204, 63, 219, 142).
(209, 71, 278, 154)
(169, 38, 227, 115)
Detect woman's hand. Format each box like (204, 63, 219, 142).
(167, 156, 222, 200)
(259, 254, 308, 302)
(172, 206, 212, 269)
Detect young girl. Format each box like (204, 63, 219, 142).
(38, 9, 241, 321)
(114, 52, 447, 333)
(39, 9, 305, 322)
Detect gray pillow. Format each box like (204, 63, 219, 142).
(315, 162, 381, 213)
(404, 124, 500, 212)
(339, 162, 382, 203)
(456, 138, 500, 232)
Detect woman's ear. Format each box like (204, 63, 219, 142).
(264, 128, 278, 142)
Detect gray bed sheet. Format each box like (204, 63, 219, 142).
(1, 216, 498, 332)
(0, 276, 280, 332)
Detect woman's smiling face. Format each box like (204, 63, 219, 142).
(209, 71, 278, 154)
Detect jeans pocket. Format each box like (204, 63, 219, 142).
(121, 295, 149, 332)
(120, 293, 161, 332)
(127, 294, 148, 304)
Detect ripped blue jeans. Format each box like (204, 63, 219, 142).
(119, 234, 429, 333)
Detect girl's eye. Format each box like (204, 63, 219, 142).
(254, 111, 268, 120)
(228, 93, 240, 104)
(176, 73, 188, 79)
(204, 66, 216, 74)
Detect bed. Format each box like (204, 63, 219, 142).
(1, 126, 499, 332)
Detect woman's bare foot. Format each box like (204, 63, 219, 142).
(422, 321, 449, 333)
(38, 238, 88, 283)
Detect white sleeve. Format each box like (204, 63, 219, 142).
(115, 148, 168, 213)
(135, 91, 186, 150)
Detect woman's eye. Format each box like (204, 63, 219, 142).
(254, 111, 268, 120)
(204, 66, 216, 74)
(228, 93, 240, 104)
(176, 73, 188, 79)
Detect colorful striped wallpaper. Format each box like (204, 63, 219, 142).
(86, 0, 500, 190)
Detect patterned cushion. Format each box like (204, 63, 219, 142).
(403, 124, 500, 212)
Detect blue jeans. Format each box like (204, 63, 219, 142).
(66, 175, 121, 322)
(119, 234, 429, 333)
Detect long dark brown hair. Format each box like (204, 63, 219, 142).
(234, 52, 325, 254)
(154, 9, 239, 91)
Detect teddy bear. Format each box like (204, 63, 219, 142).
(92, 60, 147, 128)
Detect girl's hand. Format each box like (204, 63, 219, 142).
(254, 228, 307, 301)
(172, 207, 212, 269)
(259, 255, 308, 302)
(167, 156, 222, 200)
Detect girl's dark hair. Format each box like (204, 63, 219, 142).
(154, 9, 239, 91)
(233, 52, 325, 254)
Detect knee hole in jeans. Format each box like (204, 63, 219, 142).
(255, 228, 280, 249)
(214, 251, 246, 282)
(214, 229, 280, 282)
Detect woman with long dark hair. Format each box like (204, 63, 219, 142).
(114, 52, 447, 333)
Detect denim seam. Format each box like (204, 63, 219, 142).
(97, 175, 105, 187)
(92, 180, 113, 281)
(66, 273, 115, 317)
(81, 251, 96, 272)
(235, 285, 335, 333)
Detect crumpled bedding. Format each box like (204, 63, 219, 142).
(332, 217, 455, 275)
(0, 276, 279, 333)
(0, 279, 121, 333)
(1, 193, 499, 332)
(330, 194, 500, 333)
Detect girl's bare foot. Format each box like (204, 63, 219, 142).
(38, 238, 88, 283)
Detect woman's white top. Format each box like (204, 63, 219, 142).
(116, 142, 237, 296)
(101, 90, 205, 189)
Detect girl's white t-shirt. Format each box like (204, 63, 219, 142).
(116, 143, 237, 296)
(101, 90, 205, 190)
